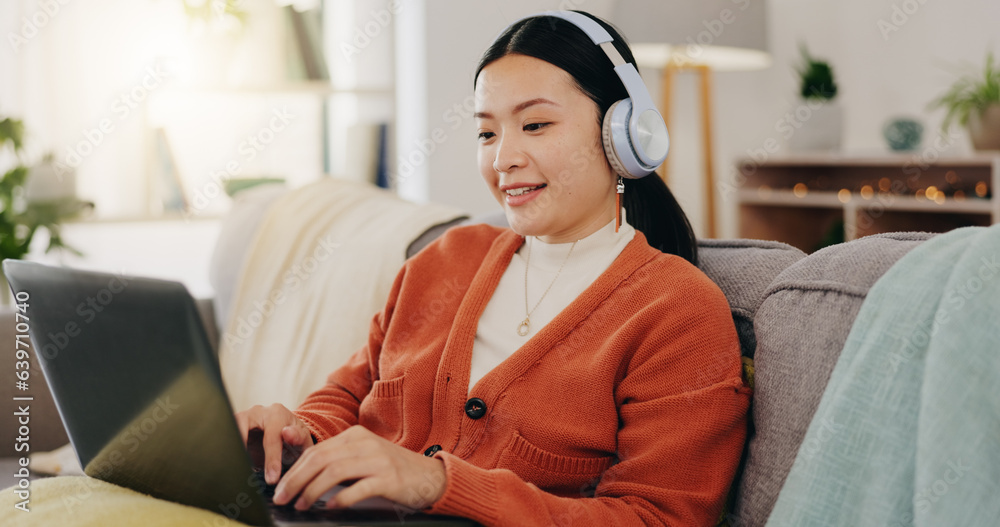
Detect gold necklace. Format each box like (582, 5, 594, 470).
(518, 237, 578, 336)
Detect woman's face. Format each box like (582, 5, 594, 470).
(475, 54, 617, 244)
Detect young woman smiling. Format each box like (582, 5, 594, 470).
(235, 11, 750, 526)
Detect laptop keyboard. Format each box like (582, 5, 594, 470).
(250, 469, 427, 524)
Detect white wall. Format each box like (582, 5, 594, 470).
(394, 0, 1000, 238)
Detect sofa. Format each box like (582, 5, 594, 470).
(0, 180, 938, 526)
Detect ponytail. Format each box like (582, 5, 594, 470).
(623, 175, 698, 265)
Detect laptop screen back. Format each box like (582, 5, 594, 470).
(3, 260, 272, 526)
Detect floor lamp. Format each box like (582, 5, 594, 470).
(612, 1, 771, 238)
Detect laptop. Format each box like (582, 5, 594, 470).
(3, 260, 475, 526)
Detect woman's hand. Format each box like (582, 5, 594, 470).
(235, 403, 315, 485)
(272, 425, 447, 511)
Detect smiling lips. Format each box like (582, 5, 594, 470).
(501, 183, 547, 206)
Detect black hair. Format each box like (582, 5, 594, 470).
(474, 11, 698, 265)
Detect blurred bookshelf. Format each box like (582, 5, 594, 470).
(735, 152, 1000, 253)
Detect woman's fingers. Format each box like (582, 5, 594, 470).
(272, 446, 326, 506)
(272, 425, 446, 511)
(281, 424, 313, 448)
(234, 404, 265, 445)
(274, 433, 372, 507)
(262, 404, 294, 484)
(233, 404, 313, 485)
(294, 462, 376, 510)
(328, 476, 383, 509)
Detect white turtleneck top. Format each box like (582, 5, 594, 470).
(468, 212, 636, 393)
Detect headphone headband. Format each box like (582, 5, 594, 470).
(500, 11, 669, 177)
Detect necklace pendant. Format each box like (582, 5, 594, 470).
(517, 318, 530, 336)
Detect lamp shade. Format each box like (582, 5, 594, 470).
(611, 0, 771, 71)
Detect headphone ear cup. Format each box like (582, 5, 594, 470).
(603, 98, 657, 179)
(602, 100, 632, 178)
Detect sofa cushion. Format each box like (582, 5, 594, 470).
(695, 239, 806, 359)
(208, 183, 289, 336)
(733, 232, 936, 527)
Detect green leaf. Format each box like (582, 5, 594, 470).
(796, 43, 837, 100)
(928, 51, 1000, 132)
(0, 118, 25, 153)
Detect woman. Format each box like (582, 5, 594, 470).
(236, 10, 750, 526)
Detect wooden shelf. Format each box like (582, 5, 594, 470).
(735, 153, 1000, 252)
(739, 150, 1000, 167)
(738, 189, 994, 214)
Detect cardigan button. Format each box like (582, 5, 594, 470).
(464, 397, 487, 419)
(424, 444, 442, 457)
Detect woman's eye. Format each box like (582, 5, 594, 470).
(478, 131, 495, 141)
(524, 122, 549, 132)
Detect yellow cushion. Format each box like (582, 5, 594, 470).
(1, 476, 247, 527)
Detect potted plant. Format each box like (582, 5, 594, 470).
(0, 116, 93, 303)
(789, 44, 843, 151)
(929, 52, 1000, 151)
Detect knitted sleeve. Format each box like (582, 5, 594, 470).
(425, 275, 751, 526)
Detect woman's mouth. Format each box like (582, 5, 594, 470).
(504, 184, 546, 206)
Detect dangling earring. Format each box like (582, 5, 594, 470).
(615, 176, 624, 233)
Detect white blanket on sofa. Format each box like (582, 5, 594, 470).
(219, 178, 465, 412)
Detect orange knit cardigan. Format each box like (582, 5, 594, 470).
(294, 224, 751, 526)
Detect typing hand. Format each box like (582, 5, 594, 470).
(235, 403, 315, 485)
(272, 425, 446, 511)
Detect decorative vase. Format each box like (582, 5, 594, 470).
(968, 104, 1000, 151)
(789, 99, 843, 151)
(883, 117, 924, 151)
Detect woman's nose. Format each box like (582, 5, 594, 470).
(492, 135, 528, 173)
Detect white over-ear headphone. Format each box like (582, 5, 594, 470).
(503, 11, 669, 179)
